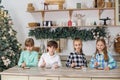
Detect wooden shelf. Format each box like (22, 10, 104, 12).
(27, 0, 116, 27)
(27, 25, 119, 29)
(27, 7, 115, 23)
(27, 7, 115, 13)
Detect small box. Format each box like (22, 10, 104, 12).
(48, 5, 59, 10)
(45, 0, 65, 9)
(76, 3, 81, 9)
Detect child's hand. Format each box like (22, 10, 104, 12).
(81, 66, 86, 68)
(104, 66, 110, 71)
(94, 62, 99, 67)
(52, 62, 59, 69)
(53, 64, 59, 69)
(21, 62, 26, 68)
(71, 61, 76, 68)
(41, 58, 46, 67)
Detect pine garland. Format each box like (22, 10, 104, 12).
(29, 27, 106, 41)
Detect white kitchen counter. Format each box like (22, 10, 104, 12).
(0, 66, 120, 80)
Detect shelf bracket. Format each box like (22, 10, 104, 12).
(41, 11, 45, 21)
(69, 10, 73, 20)
(99, 9, 104, 18)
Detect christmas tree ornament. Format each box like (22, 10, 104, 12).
(8, 19, 13, 25)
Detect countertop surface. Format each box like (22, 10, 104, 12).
(0, 66, 120, 78)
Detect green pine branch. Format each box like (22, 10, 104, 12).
(29, 27, 107, 41)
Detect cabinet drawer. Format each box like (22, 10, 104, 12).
(29, 76, 58, 80)
(92, 78, 120, 80)
(60, 77, 91, 80)
(1, 75, 28, 80)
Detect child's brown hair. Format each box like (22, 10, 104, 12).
(47, 40, 58, 49)
(95, 38, 108, 61)
(25, 38, 34, 47)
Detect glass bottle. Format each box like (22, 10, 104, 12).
(68, 20, 72, 27)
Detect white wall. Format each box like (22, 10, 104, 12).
(2, 0, 120, 56)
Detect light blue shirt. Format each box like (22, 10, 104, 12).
(89, 52, 117, 69)
(18, 50, 38, 67)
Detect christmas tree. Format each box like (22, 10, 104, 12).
(0, 1, 21, 72)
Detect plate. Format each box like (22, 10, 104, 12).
(45, 66, 51, 69)
(74, 67, 82, 69)
(23, 67, 30, 69)
(96, 68, 104, 70)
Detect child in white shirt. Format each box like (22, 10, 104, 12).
(38, 40, 62, 69)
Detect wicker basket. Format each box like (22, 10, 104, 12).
(28, 22, 38, 27)
(114, 37, 120, 54)
(27, 3, 35, 12)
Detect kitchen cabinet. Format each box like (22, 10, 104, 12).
(29, 76, 59, 80)
(92, 78, 120, 80)
(60, 77, 91, 80)
(1, 75, 28, 80)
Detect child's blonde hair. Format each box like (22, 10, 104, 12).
(73, 38, 83, 53)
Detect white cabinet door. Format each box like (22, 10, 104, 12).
(92, 78, 120, 80)
(60, 77, 91, 80)
(29, 76, 58, 80)
(1, 75, 28, 80)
